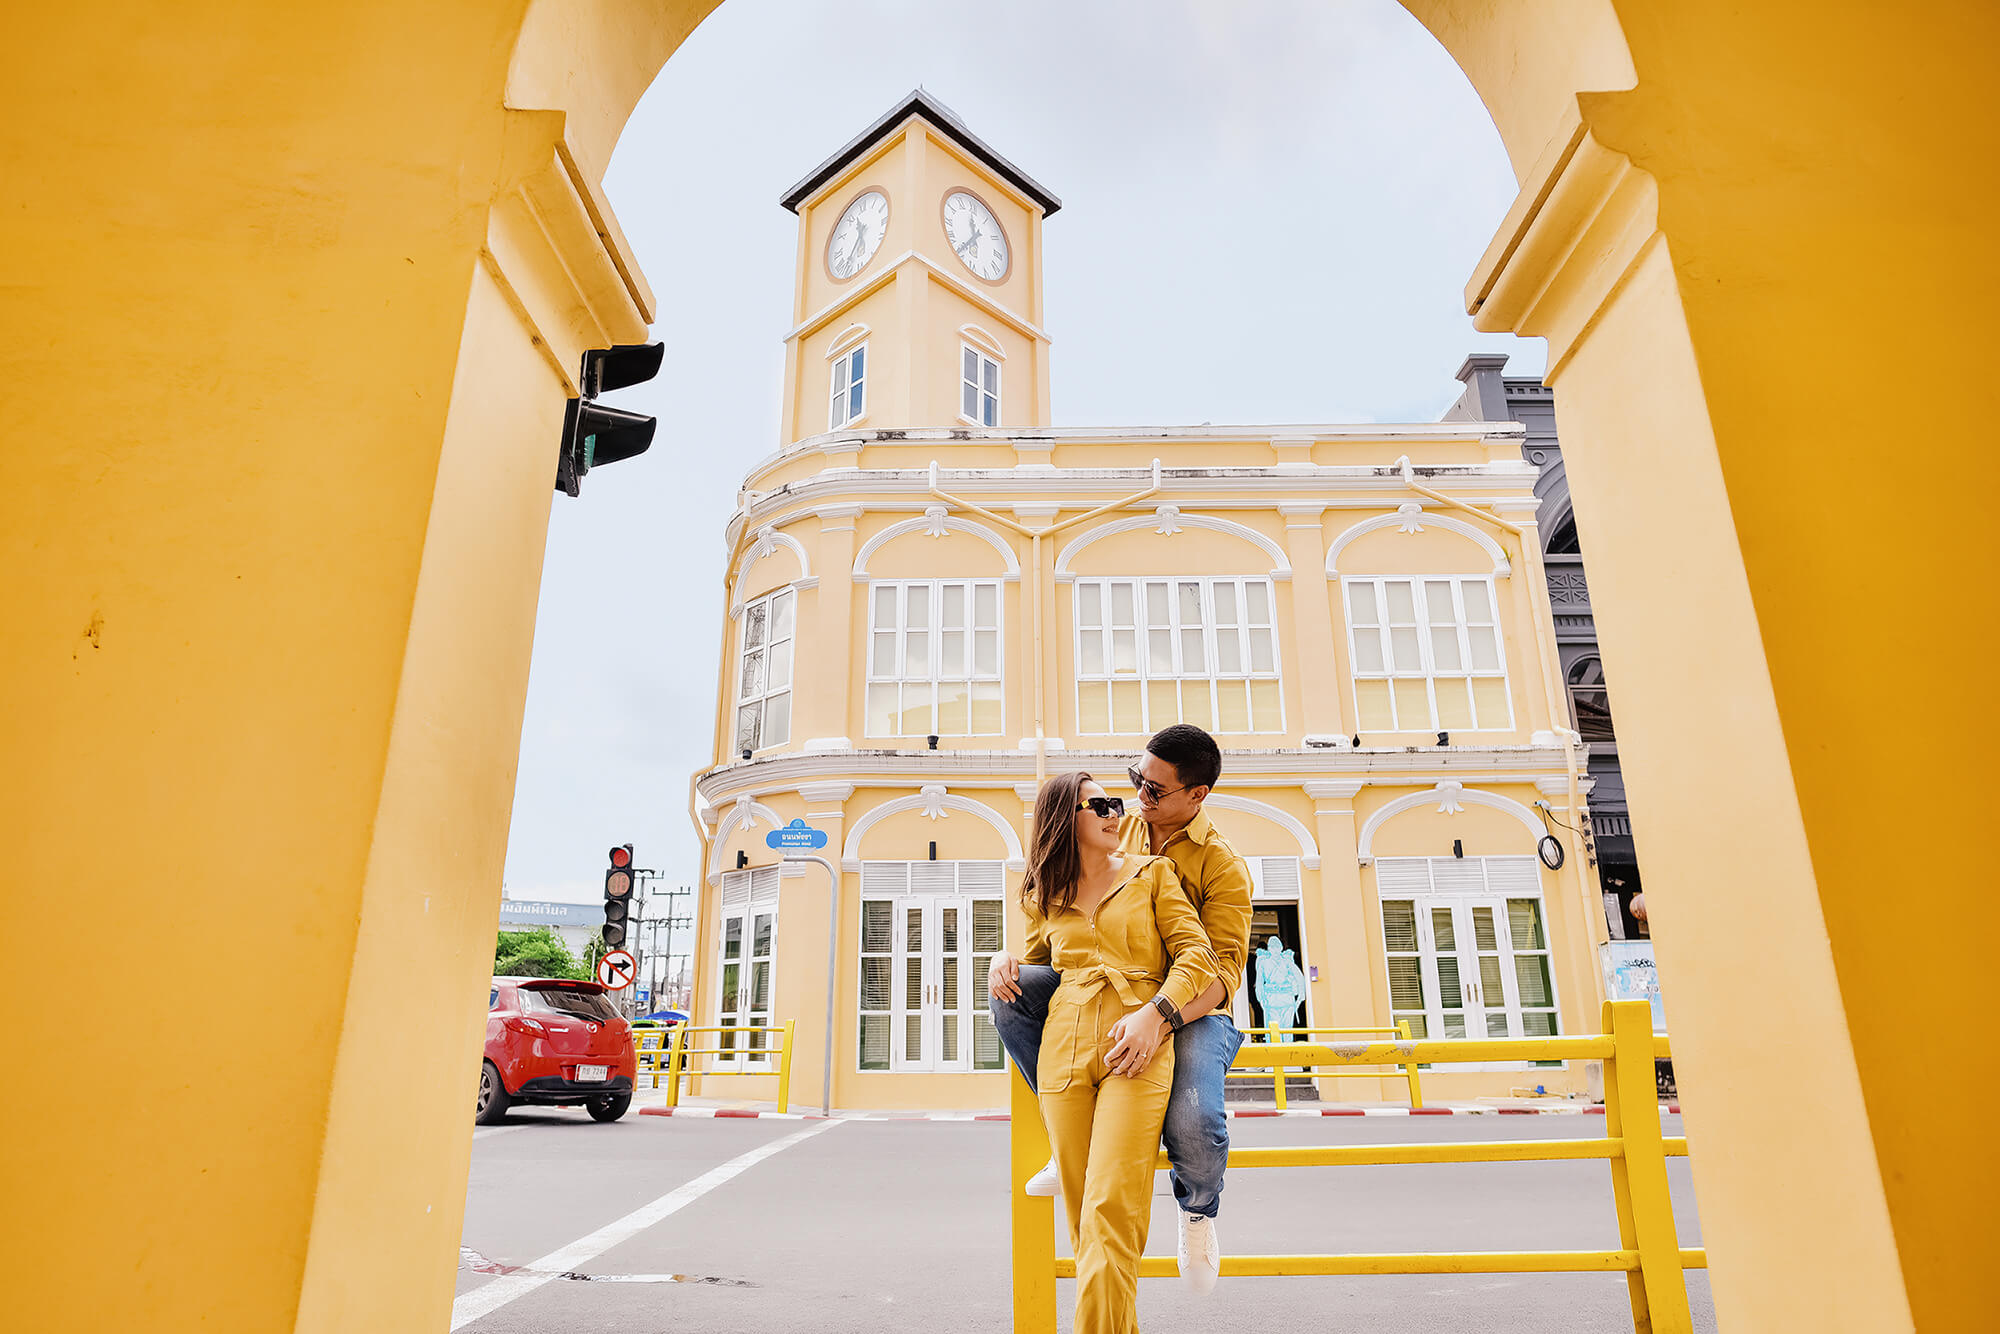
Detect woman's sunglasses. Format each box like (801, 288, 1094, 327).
(1075, 795, 1125, 819)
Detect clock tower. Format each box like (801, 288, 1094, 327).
(776, 90, 1061, 444)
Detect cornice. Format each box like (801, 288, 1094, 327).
(785, 250, 1050, 348)
(692, 745, 1573, 807)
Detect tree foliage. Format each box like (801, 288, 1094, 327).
(494, 926, 588, 980)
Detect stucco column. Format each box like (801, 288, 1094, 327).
(805, 506, 862, 748)
(1278, 503, 1346, 739)
(1304, 781, 1384, 1099)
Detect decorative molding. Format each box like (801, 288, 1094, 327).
(824, 323, 870, 359)
(796, 782, 856, 804)
(1302, 733, 1354, 750)
(1202, 793, 1321, 869)
(1012, 783, 1041, 802)
(852, 511, 1021, 581)
(1355, 786, 1544, 863)
(1303, 779, 1365, 801)
(1325, 508, 1512, 577)
(729, 524, 815, 617)
(841, 787, 1026, 871)
(1434, 780, 1467, 814)
(1011, 502, 1061, 521)
(958, 323, 1006, 359)
(1053, 512, 1292, 582)
(709, 796, 787, 879)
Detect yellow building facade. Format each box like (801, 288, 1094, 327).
(691, 95, 1605, 1111)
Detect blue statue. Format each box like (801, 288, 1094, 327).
(1252, 939, 1307, 1041)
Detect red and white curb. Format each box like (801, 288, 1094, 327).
(640, 1104, 1682, 1121)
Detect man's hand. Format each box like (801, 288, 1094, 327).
(988, 951, 1022, 1003)
(1105, 1008, 1170, 1078)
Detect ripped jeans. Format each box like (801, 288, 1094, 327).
(993, 964, 1245, 1218)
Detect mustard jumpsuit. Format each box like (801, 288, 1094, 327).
(1025, 855, 1218, 1334)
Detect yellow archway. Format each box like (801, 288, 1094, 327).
(4, 3, 1990, 1330)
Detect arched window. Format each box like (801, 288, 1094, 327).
(1567, 656, 1615, 742)
(1545, 514, 1581, 555)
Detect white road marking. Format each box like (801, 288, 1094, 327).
(471, 1126, 524, 1141)
(450, 1119, 840, 1329)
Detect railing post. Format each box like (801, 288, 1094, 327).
(1010, 1066, 1057, 1333)
(1274, 1038, 1288, 1110)
(1604, 999, 1691, 1334)
(776, 1019, 796, 1113)
(1397, 1020, 1424, 1109)
(665, 1023, 686, 1109)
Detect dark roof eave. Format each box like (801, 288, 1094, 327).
(779, 89, 1061, 217)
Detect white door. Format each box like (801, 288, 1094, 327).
(1382, 891, 1561, 1068)
(887, 896, 979, 1073)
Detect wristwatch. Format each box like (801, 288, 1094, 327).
(1152, 995, 1185, 1032)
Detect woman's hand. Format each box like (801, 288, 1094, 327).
(1105, 1008, 1170, 1078)
(988, 951, 1022, 1003)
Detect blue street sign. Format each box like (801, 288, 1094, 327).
(766, 818, 829, 851)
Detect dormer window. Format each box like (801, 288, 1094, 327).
(831, 344, 867, 429)
(961, 345, 999, 427)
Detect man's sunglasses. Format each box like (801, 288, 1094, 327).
(1128, 766, 1187, 803)
(1075, 795, 1126, 819)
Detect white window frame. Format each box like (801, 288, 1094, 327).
(857, 861, 1006, 1074)
(1072, 576, 1284, 735)
(1374, 855, 1560, 1071)
(1343, 574, 1512, 732)
(959, 344, 1000, 427)
(864, 579, 1004, 738)
(734, 587, 795, 753)
(714, 866, 780, 1070)
(830, 342, 867, 429)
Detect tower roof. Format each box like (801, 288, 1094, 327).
(779, 88, 1062, 217)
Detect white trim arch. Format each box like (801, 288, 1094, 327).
(851, 511, 1021, 582)
(729, 524, 815, 618)
(1202, 793, 1321, 869)
(958, 323, 1005, 359)
(824, 322, 870, 359)
(1355, 784, 1543, 864)
(707, 796, 787, 881)
(1326, 507, 1512, 577)
(1053, 512, 1292, 582)
(841, 787, 1025, 872)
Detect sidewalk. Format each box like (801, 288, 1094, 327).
(631, 1088, 1671, 1122)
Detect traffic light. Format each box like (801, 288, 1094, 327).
(603, 843, 635, 948)
(557, 343, 665, 497)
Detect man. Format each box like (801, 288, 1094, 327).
(988, 723, 1253, 1296)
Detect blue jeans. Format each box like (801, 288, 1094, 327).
(993, 964, 1244, 1219)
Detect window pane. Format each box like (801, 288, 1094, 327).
(1435, 678, 1473, 729)
(734, 703, 760, 754)
(974, 583, 997, 624)
(1111, 582, 1135, 624)
(1472, 676, 1511, 727)
(1425, 581, 1456, 624)
(1247, 582, 1271, 622)
(863, 899, 892, 951)
(1471, 907, 1498, 952)
(1515, 955, 1555, 1008)
(740, 647, 765, 696)
(1216, 628, 1242, 673)
(750, 960, 771, 1010)
(1181, 683, 1214, 729)
(1382, 899, 1418, 951)
(1111, 628, 1136, 672)
(724, 916, 743, 957)
(1079, 681, 1109, 732)
(866, 683, 898, 735)
(1078, 583, 1102, 625)
(1111, 679, 1142, 732)
(1347, 582, 1379, 625)
(963, 346, 977, 381)
(872, 583, 896, 626)
(1479, 954, 1506, 995)
(721, 961, 739, 1012)
(1508, 899, 1547, 950)
(1390, 626, 1422, 671)
(1216, 680, 1249, 731)
(937, 684, 969, 734)
(983, 359, 997, 393)
(905, 589, 928, 629)
(971, 681, 1002, 733)
(1461, 581, 1493, 620)
(963, 381, 978, 418)
(974, 629, 998, 675)
(903, 630, 928, 675)
(1521, 1011, 1557, 1038)
(850, 381, 864, 416)
(1352, 629, 1385, 674)
(902, 692, 932, 735)
(861, 957, 889, 1010)
(1248, 678, 1281, 730)
(766, 639, 793, 690)
(1178, 582, 1202, 621)
(1398, 1013, 1429, 1039)
(973, 1014, 1002, 1070)
(1437, 954, 1462, 1006)
(941, 629, 966, 675)
(1393, 679, 1431, 727)
(982, 394, 996, 427)
(1467, 626, 1501, 671)
(1248, 628, 1274, 674)
(1387, 957, 1425, 1011)
(1430, 624, 1463, 671)
(859, 1015, 889, 1070)
(1148, 628, 1173, 673)
(1385, 581, 1417, 622)
(1181, 628, 1205, 673)
(871, 631, 896, 675)
(763, 691, 790, 746)
(1431, 906, 1457, 951)
(850, 346, 864, 379)
(772, 590, 794, 640)
(832, 360, 849, 394)
(1079, 630, 1103, 676)
(744, 601, 768, 647)
(906, 1015, 923, 1063)
(1355, 680, 1394, 730)
(942, 583, 966, 625)
(973, 899, 1003, 950)
(1213, 582, 1238, 622)
(1147, 679, 1177, 726)
(1145, 582, 1169, 622)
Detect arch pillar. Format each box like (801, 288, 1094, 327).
(1304, 781, 1384, 1098)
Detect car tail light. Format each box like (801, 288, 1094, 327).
(503, 1015, 548, 1037)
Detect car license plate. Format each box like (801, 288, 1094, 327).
(576, 1065, 608, 1082)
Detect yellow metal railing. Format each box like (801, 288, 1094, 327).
(1010, 1000, 1697, 1333)
(635, 1021, 796, 1114)
(1229, 1022, 1423, 1109)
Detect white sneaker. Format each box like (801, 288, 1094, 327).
(1177, 1212, 1220, 1295)
(1024, 1156, 1061, 1197)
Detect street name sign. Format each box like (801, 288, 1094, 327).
(596, 948, 638, 990)
(765, 818, 829, 851)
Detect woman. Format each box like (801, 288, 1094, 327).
(1020, 771, 1218, 1334)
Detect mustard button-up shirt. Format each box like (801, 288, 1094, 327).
(1023, 856, 1218, 1093)
(1117, 810, 1255, 1008)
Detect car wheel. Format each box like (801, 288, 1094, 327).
(475, 1061, 511, 1125)
(586, 1092, 632, 1123)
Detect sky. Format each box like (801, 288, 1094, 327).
(501, 0, 1545, 908)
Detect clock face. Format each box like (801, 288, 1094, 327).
(942, 191, 1009, 281)
(826, 190, 889, 280)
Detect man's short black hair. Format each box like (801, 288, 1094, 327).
(1146, 723, 1222, 793)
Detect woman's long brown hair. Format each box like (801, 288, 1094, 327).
(1022, 771, 1092, 919)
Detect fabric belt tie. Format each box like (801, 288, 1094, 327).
(1062, 963, 1157, 1009)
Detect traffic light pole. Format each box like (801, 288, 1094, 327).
(782, 851, 840, 1117)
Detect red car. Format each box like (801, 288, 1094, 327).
(478, 978, 636, 1124)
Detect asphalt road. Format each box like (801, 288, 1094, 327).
(454, 1110, 1713, 1333)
